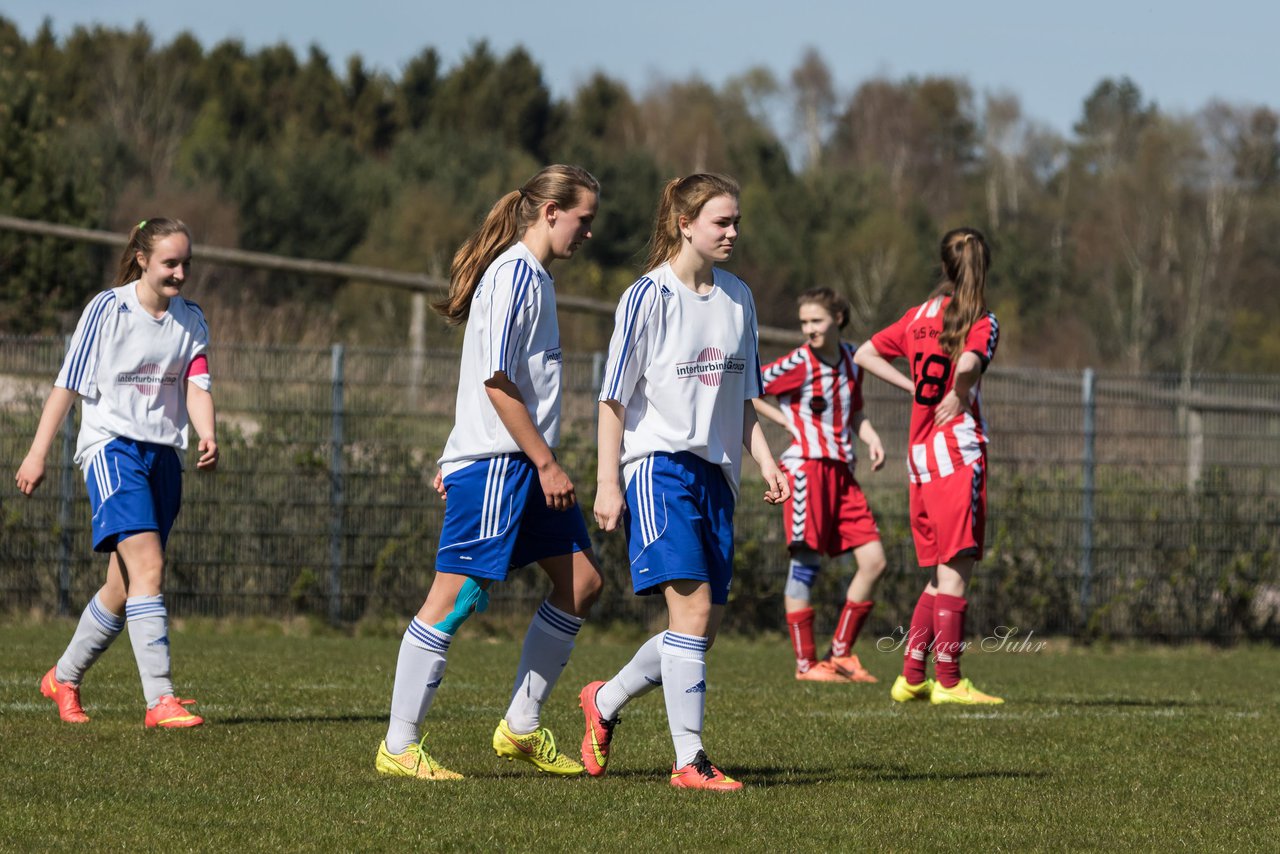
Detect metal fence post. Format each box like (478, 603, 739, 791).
(1080, 367, 1096, 623)
(329, 344, 345, 625)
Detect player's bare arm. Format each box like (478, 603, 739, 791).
(186, 384, 219, 472)
(594, 399, 626, 531)
(15, 386, 78, 496)
(752, 396, 801, 441)
(484, 371, 575, 510)
(934, 351, 982, 426)
(744, 401, 788, 504)
(853, 341, 915, 395)
(852, 411, 886, 471)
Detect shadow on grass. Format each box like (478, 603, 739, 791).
(1046, 697, 1200, 708)
(219, 713, 387, 725)
(738, 763, 1052, 786)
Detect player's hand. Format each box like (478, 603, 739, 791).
(432, 469, 447, 500)
(196, 437, 219, 471)
(537, 460, 576, 511)
(593, 481, 626, 532)
(15, 455, 46, 496)
(867, 436, 886, 471)
(934, 389, 970, 426)
(761, 463, 789, 505)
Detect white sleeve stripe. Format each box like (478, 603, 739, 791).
(497, 261, 534, 373)
(66, 291, 116, 389)
(605, 279, 653, 400)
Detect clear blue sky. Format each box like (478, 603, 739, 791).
(7, 1, 1276, 135)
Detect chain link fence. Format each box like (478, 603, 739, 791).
(3, 336, 1278, 640)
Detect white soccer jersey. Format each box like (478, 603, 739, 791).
(439, 241, 564, 474)
(599, 263, 763, 498)
(56, 281, 211, 467)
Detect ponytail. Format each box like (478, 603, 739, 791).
(936, 227, 990, 359)
(114, 218, 191, 286)
(642, 173, 740, 272)
(434, 164, 600, 325)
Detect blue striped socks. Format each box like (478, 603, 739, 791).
(125, 594, 173, 707)
(56, 591, 125, 685)
(504, 601, 584, 733)
(386, 617, 452, 753)
(661, 631, 709, 767)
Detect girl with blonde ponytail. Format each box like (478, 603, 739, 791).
(378, 165, 605, 781)
(579, 174, 788, 791)
(855, 226, 1004, 706)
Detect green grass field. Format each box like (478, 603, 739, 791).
(1, 621, 1276, 852)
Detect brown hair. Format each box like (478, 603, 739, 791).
(434, 164, 600, 325)
(934, 227, 990, 359)
(643, 173, 740, 272)
(114, 218, 191, 286)
(797, 286, 850, 330)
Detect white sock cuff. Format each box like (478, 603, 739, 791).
(89, 594, 125, 632)
(125, 595, 166, 621)
(406, 618, 452, 653)
(662, 631, 708, 660)
(532, 600, 584, 642)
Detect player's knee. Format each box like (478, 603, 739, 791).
(785, 556, 820, 602)
(432, 577, 490, 634)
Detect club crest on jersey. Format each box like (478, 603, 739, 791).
(675, 346, 745, 387)
(117, 362, 178, 396)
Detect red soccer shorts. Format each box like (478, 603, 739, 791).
(909, 457, 987, 567)
(782, 458, 880, 557)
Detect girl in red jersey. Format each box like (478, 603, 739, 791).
(854, 227, 1003, 705)
(754, 287, 888, 683)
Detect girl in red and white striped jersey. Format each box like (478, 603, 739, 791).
(754, 288, 888, 684)
(855, 227, 1004, 705)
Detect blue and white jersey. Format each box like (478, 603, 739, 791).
(600, 263, 763, 498)
(439, 241, 564, 475)
(56, 281, 210, 467)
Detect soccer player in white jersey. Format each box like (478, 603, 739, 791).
(578, 173, 788, 791)
(753, 287, 888, 683)
(375, 165, 604, 781)
(17, 218, 216, 728)
(855, 227, 1004, 705)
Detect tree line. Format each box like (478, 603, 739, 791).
(2, 18, 1279, 373)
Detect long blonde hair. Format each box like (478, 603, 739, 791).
(114, 218, 191, 286)
(934, 227, 991, 359)
(434, 164, 600, 325)
(642, 173, 740, 272)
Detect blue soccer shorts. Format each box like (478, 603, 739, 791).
(623, 451, 736, 604)
(435, 453, 592, 580)
(84, 438, 183, 553)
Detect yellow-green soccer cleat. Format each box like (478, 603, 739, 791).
(492, 719, 585, 776)
(375, 736, 463, 781)
(890, 674, 934, 703)
(930, 678, 1005, 705)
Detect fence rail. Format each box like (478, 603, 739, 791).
(2, 337, 1278, 640)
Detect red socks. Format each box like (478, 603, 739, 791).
(932, 594, 968, 688)
(830, 600, 874, 657)
(785, 607, 817, 671)
(902, 591, 936, 684)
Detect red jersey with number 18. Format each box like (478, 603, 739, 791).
(869, 295, 999, 484)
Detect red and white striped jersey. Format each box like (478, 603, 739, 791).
(869, 296, 999, 484)
(762, 342, 864, 465)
